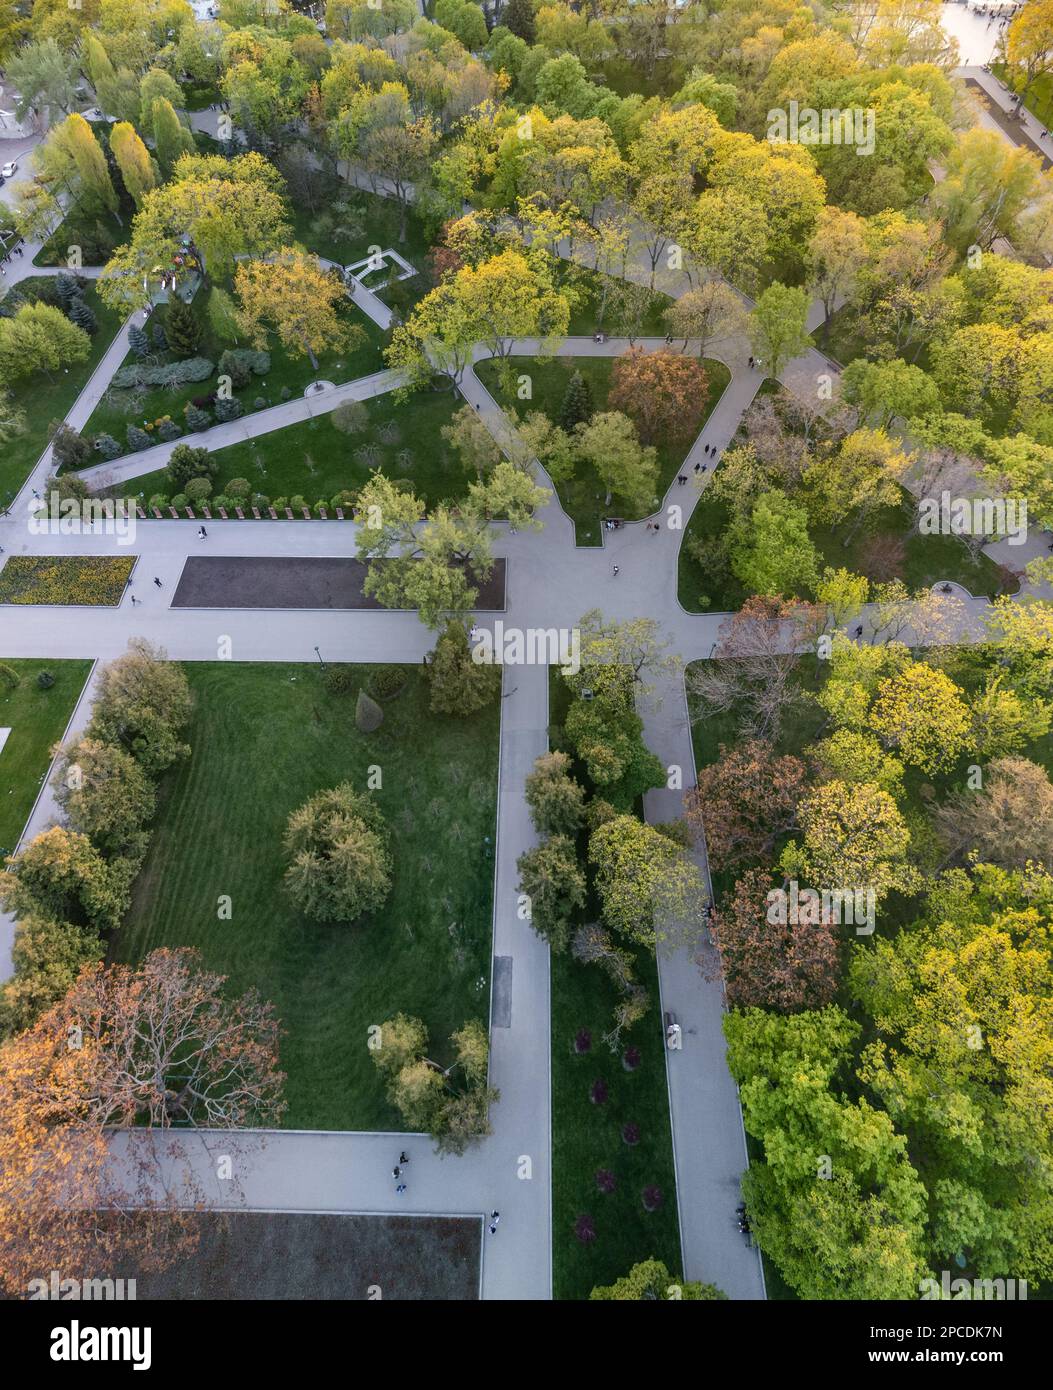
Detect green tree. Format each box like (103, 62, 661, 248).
(283, 784, 392, 923)
(749, 282, 812, 378)
(725, 1006, 931, 1300)
(516, 834, 586, 952)
(730, 491, 820, 598)
(0, 303, 90, 382)
(524, 751, 586, 836)
(0, 827, 132, 934)
(588, 815, 705, 948)
(590, 1259, 727, 1301)
(426, 619, 502, 715)
(575, 410, 657, 511)
(86, 638, 192, 777)
(558, 370, 593, 431)
(53, 737, 155, 860)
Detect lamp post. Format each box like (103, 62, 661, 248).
(314, 645, 327, 672)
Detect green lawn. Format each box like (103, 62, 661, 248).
(677, 488, 1017, 614)
(0, 658, 92, 857)
(122, 384, 473, 510)
(77, 288, 386, 458)
(0, 280, 125, 505)
(477, 353, 731, 544)
(288, 186, 431, 313)
(34, 205, 130, 269)
(113, 662, 500, 1130)
(551, 947, 682, 1299)
(0, 555, 134, 606)
(548, 668, 682, 1298)
(559, 264, 675, 337)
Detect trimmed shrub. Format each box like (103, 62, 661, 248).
(211, 494, 234, 512)
(148, 493, 169, 511)
(157, 418, 182, 443)
(184, 477, 213, 502)
(355, 689, 384, 733)
(323, 665, 357, 696)
(253, 396, 267, 411)
(226, 478, 251, 499)
(250, 493, 270, 511)
(111, 357, 214, 389)
(0, 662, 19, 691)
(128, 323, 150, 359)
(92, 433, 122, 460)
(367, 665, 407, 701)
(283, 783, 392, 923)
(126, 425, 151, 452)
(169, 493, 190, 509)
(150, 322, 168, 352)
(271, 496, 288, 511)
(290, 494, 309, 512)
(36, 671, 56, 690)
(184, 403, 212, 432)
(279, 385, 292, 401)
(214, 397, 245, 423)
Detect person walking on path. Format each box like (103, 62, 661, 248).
(198, 526, 207, 539)
(392, 1166, 401, 1179)
(612, 564, 619, 577)
(399, 1152, 409, 1165)
(153, 577, 163, 588)
(489, 1211, 500, 1234)
(396, 1184, 407, 1195)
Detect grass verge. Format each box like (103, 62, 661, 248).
(0, 658, 92, 855)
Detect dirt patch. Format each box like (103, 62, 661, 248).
(172, 555, 506, 610)
(94, 1211, 481, 1300)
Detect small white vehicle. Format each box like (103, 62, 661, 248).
(0, 161, 17, 179)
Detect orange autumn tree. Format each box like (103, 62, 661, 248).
(607, 347, 709, 445)
(0, 947, 285, 1294)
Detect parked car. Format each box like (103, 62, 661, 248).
(1, 161, 18, 178)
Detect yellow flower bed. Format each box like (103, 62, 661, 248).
(0, 556, 135, 606)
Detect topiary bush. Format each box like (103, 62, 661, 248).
(126, 425, 151, 452)
(148, 493, 169, 511)
(184, 477, 213, 502)
(169, 493, 189, 510)
(226, 478, 251, 499)
(355, 689, 384, 733)
(0, 662, 20, 691)
(157, 418, 182, 443)
(323, 665, 357, 696)
(36, 671, 56, 690)
(183, 403, 212, 432)
(367, 665, 407, 701)
(211, 494, 234, 512)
